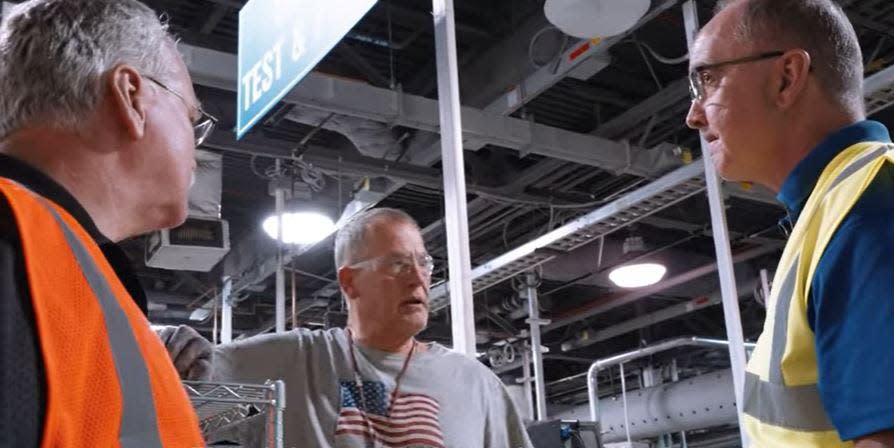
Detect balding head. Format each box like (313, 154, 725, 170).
(712, 0, 863, 114)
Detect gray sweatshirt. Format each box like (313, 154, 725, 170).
(211, 328, 533, 448)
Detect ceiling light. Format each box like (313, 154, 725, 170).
(263, 211, 335, 245)
(544, 0, 650, 38)
(609, 262, 667, 288)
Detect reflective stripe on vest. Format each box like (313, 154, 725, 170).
(40, 198, 164, 448)
(743, 142, 894, 447)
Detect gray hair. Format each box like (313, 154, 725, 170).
(715, 0, 864, 114)
(334, 207, 420, 270)
(0, 0, 176, 139)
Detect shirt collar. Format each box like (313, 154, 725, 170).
(777, 120, 892, 221)
(0, 152, 109, 244)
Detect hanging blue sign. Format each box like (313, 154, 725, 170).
(237, 0, 378, 139)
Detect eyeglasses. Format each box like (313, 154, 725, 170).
(688, 51, 785, 103)
(145, 75, 218, 147)
(349, 253, 435, 278)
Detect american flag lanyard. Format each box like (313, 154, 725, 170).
(346, 329, 418, 447)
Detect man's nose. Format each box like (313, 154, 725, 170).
(686, 99, 707, 130)
(406, 263, 430, 291)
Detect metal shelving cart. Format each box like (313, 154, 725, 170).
(183, 380, 286, 448)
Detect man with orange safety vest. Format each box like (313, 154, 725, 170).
(0, 0, 214, 446)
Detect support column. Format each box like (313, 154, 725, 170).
(221, 276, 233, 344)
(526, 272, 548, 420)
(521, 346, 535, 419)
(682, 2, 749, 446)
(432, 0, 476, 356)
(275, 160, 286, 334)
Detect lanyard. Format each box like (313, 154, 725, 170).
(345, 329, 417, 447)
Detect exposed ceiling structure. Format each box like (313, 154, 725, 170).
(12, 0, 894, 443)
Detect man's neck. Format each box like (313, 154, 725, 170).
(0, 129, 132, 241)
(764, 109, 864, 192)
(348, 325, 418, 356)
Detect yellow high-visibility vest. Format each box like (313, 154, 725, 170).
(744, 141, 894, 447)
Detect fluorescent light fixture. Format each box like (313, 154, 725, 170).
(263, 211, 336, 245)
(609, 262, 667, 288)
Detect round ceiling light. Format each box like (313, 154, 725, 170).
(263, 211, 335, 245)
(608, 262, 667, 288)
(544, 0, 651, 39)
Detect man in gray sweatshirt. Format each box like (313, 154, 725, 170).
(169, 207, 533, 448)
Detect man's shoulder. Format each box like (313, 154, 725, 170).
(427, 344, 501, 381)
(227, 327, 345, 347)
(852, 161, 894, 214)
(812, 163, 894, 289)
(831, 162, 894, 236)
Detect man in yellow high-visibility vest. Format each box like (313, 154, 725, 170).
(687, 0, 894, 447)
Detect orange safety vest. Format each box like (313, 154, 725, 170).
(0, 177, 204, 448)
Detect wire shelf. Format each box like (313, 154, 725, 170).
(184, 380, 286, 448)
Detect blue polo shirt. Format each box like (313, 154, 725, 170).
(777, 120, 894, 441)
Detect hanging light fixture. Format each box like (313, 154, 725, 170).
(262, 172, 336, 246)
(544, 0, 651, 39)
(609, 262, 667, 288)
(608, 235, 667, 288)
(262, 211, 335, 245)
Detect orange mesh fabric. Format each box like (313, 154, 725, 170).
(0, 178, 204, 447)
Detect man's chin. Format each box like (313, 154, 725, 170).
(404, 313, 429, 335)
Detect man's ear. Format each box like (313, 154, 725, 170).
(338, 266, 357, 300)
(107, 64, 149, 140)
(775, 49, 812, 110)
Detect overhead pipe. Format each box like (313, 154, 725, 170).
(552, 368, 741, 444)
(587, 337, 756, 443)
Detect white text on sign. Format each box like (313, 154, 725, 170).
(241, 29, 306, 112)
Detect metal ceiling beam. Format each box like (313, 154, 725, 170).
(199, 4, 231, 35)
(596, 58, 894, 142)
(594, 78, 690, 141)
(203, 0, 243, 8)
(543, 244, 779, 333)
(483, 0, 678, 117)
(561, 276, 760, 353)
(401, 0, 678, 170)
(202, 133, 587, 206)
(181, 43, 681, 175)
(864, 62, 894, 115)
(847, 11, 894, 42)
(427, 161, 709, 312)
(332, 42, 392, 88)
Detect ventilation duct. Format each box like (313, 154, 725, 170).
(145, 150, 230, 272)
(286, 108, 402, 159)
(551, 369, 737, 443)
(188, 149, 223, 219)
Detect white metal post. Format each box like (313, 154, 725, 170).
(526, 272, 548, 421)
(221, 276, 233, 344)
(521, 347, 535, 420)
(275, 160, 286, 334)
(432, 0, 476, 356)
(682, 2, 749, 446)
